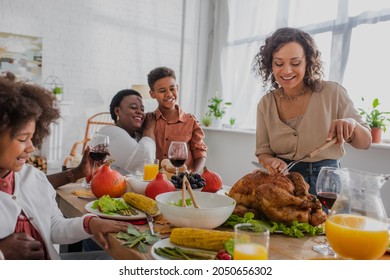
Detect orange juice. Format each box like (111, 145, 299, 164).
(326, 214, 389, 259)
(234, 243, 268, 260)
(143, 163, 159, 181)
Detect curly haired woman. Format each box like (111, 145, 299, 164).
(253, 27, 371, 194)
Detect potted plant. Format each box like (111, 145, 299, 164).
(358, 97, 390, 143)
(201, 115, 212, 127)
(206, 96, 232, 128)
(52, 86, 63, 101)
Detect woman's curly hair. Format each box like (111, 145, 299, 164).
(0, 72, 61, 148)
(252, 27, 323, 91)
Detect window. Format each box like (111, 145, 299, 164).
(210, 0, 390, 137)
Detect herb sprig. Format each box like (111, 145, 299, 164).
(116, 224, 159, 253)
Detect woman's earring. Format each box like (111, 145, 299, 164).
(116, 115, 120, 122)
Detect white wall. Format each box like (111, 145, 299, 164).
(0, 0, 183, 168)
(203, 128, 390, 216)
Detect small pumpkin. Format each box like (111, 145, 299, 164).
(201, 167, 223, 193)
(145, 172, 176, 200)
(91, 162, 126, 198)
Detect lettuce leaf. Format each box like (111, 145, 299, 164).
(223, 213, 324, 238)
(169, 198, 193, 207)
(91, 195, 129, 215)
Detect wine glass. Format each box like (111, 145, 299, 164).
(312, 166, 342, 256)
(87, 134, 110, 185)
(167, 141, 188, 176)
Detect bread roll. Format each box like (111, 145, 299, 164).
(163, 170, 175, 180)
(161, 158, 170, 169)
(165, 162, 187, 174)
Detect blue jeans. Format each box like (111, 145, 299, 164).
(281, 159, 340, 196)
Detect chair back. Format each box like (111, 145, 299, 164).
(81, 112, 115, 152)
(63, 112, 114, 167)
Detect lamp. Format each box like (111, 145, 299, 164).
(131, 84, 150, 99)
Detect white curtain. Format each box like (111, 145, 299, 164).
(183, 0, 390, 137)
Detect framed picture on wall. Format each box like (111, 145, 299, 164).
(0, 31, 42, 84)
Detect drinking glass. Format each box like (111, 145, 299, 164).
(143, 159, 159, 181)
(87, 134, 110, 186)
(234, 223, 270, 260)
(167, 141, 188, 176)
(312, 167, 342, 256)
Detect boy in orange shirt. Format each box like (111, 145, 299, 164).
(147, 66, 207, 173)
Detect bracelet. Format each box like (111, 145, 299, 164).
(66, 168, 77, 183)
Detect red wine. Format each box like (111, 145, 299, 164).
(90, 151, 108, 161)
(169, 158, 186, 168)
(317, 192, 337, 209)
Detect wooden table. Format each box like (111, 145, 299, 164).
(56, 183, 390, 260)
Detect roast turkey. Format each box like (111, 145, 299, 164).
(227, 165, 326, 226)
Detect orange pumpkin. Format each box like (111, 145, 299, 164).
(201, 167, 223, 193)
(145, 172, 176, 200)
(91, 163, 126, 198)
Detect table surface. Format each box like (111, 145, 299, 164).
(56, 183, 390, 260)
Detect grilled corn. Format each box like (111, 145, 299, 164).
(122, 192, 158, 215)
(170, 228, 234, 251)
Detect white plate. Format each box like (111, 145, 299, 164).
(85, 198, 148, 221)
(217, 185, 231, 196)
(151, 238, 216, 260)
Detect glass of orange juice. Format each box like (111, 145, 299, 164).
(143, 159, 159, 181)
(234, 223, 270, 260)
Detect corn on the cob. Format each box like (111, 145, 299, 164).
(170, 228, 234, 251)
(122, 192, 158, 215)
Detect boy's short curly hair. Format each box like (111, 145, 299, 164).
(147, 66, 176, 90)
(0, 72, 61, 148)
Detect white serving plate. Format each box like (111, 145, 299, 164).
(85, 198, 148, 221)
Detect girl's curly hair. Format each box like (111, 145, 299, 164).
(0, 72, 61, 148)
(252, 27, 323, 91)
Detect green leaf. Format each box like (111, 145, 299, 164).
(52, 87, 63, 94)
(116, 231, 133, 240)
(137, 242, 148, 253)
(127, 224, 141, 237)
(121, 235, 139, 244)
(223, 214, 323, 238)
(144, 234, 160, 245)
(224, 239, 234, 257)
(170, 198, 193, 207)
(358, 97, 390, 130)
(117, 224, 161, 252)
(92, 195, 129, 215)
(125, 235, 145, 248)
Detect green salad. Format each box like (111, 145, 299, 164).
(223, 212, 324, 238)
(91, 195, 129, 215)
(169, 198, 193, 207)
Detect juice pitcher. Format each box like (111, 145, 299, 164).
(325, 168, 389, 260)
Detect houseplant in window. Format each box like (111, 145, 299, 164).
(358, 98, 390, 143)
(201, 115, 212, 127)
(206, 96, 232, 128)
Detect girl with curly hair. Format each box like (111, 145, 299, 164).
(0, 73, 128, 259)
